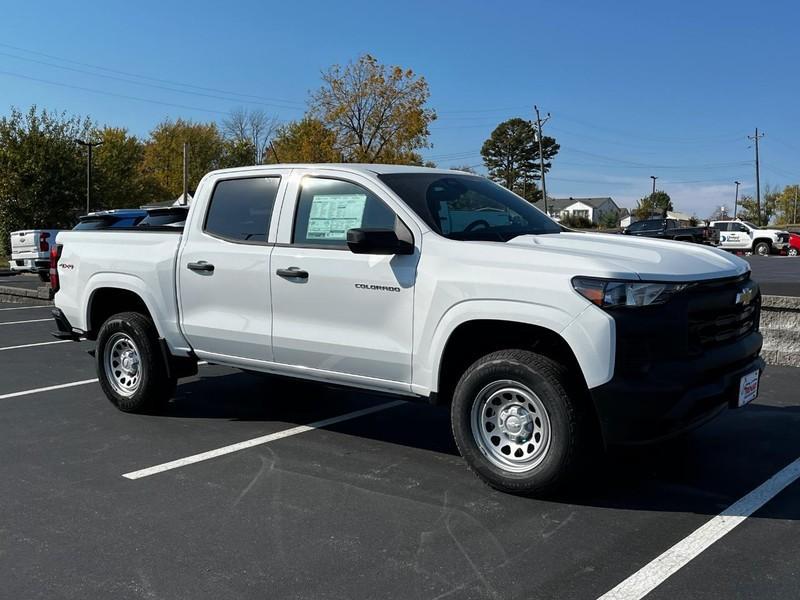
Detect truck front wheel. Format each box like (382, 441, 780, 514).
(96, 311, 176, 413)
(451, 350, 589, 495)
(754, 241, 771, 256)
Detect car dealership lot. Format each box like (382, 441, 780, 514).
(1, 302, 799, 599)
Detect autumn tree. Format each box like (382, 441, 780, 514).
(309, 54, 436, 163)
(0, 106, 91, 252)
(774, 184, 800, 224)
(222, 107, 279, 164)
(92, 127, 149, 210)
(269, 117, 340, 163)
(737, 189, 778, 225)
(634, 191, 673, 219)
(141, 119, 229, 198)
(481, 118, 559, 203)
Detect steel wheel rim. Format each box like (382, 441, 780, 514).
(470, 380, 551, 473)
(756, 244, 769, 256)
(104, 333, 142, 397)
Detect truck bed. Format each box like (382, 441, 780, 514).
(54, 229, 190, 354)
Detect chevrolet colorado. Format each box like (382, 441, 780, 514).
(50, 165, 764, 494)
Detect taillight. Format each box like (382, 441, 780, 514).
(50, 244, 63, 293)
(39, 231, 50, 252)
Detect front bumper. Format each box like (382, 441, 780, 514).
(589, 274, 763, 445)
(591, 332, 763, 444)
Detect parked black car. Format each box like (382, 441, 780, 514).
(622, 218, 719, 245)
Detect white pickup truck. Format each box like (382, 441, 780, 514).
(10, 228, 61, 280)
(710, 220, 791, 256)
(51, 165, 765, 494)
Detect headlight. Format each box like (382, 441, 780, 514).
(572, 277, 689, 308)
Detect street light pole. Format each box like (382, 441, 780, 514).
(74, 139, 103, 214)
(734, 181, 741, 219)
(650, 175, 658, 196)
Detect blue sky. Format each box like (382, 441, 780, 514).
(1, 0, 798, 217)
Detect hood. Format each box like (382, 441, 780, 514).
(505, 232, 749, 282)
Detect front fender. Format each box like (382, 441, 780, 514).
(411, 299, 614, 395)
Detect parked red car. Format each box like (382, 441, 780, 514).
(788, 232, 800, 256)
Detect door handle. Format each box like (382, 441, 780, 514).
(187, 261, 215, 272)
(276, 267, 309, 279)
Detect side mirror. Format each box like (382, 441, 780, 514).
(346, 228, 414, 255)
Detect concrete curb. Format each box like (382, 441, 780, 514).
(0, 284, 54, 306)
(761, 295, 800, 367)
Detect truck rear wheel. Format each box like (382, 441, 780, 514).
(96, 311, 176, 413)
(451, 349, 589, 495)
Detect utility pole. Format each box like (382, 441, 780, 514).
(534, 105, 551, 214)
(734, 181, 741, 219)
(747, 128, 765, 225)
(74, 139, 103, 214)
(182, 142, 190, 205)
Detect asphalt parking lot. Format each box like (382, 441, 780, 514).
(745, 256, 800, 297)
(1, 301, 800, 599)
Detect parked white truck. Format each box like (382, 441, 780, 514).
(10, 228, 61, 280)
(710, 220, 791, 256)
(51, 165, 764, 494)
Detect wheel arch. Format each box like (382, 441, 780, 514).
(431, 319, 588, 406)
(85, 280, 159, 340)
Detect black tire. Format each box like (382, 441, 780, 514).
(754, 241, 771, 256)
(96, 311, 176, 413)
(37, 271, 50, 282)
(451, 349, 591, 495)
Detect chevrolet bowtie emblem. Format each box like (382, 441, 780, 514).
(736, 286, 755, 305)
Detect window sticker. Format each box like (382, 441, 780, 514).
(307, 194, 367, 240)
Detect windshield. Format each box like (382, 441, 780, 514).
(742, 221, 760, 230)
(378, 173, 560, 241)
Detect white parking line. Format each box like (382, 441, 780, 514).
(0, 361, 208, 399)
(122, 399, 406, 480)
(0, 305, 51, 311)
(598, 456, 800, 600)
(0, 378, 99, 400)
(0, 318, 51, 326)
(0, 340, 72, 352)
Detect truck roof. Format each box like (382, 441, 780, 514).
(204, 163, 474, 178)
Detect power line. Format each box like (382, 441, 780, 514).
(0, 41, 305, 107)
(0, 69, 230, 115)
(0, 50, 303, 112)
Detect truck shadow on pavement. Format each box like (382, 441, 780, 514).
(158, 369, 800, 520)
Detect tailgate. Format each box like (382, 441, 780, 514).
(10, 230, 37, 255)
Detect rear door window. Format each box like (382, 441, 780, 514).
(204, 177, 280, 243)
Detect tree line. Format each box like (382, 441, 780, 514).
(0, 53, 559, 253)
